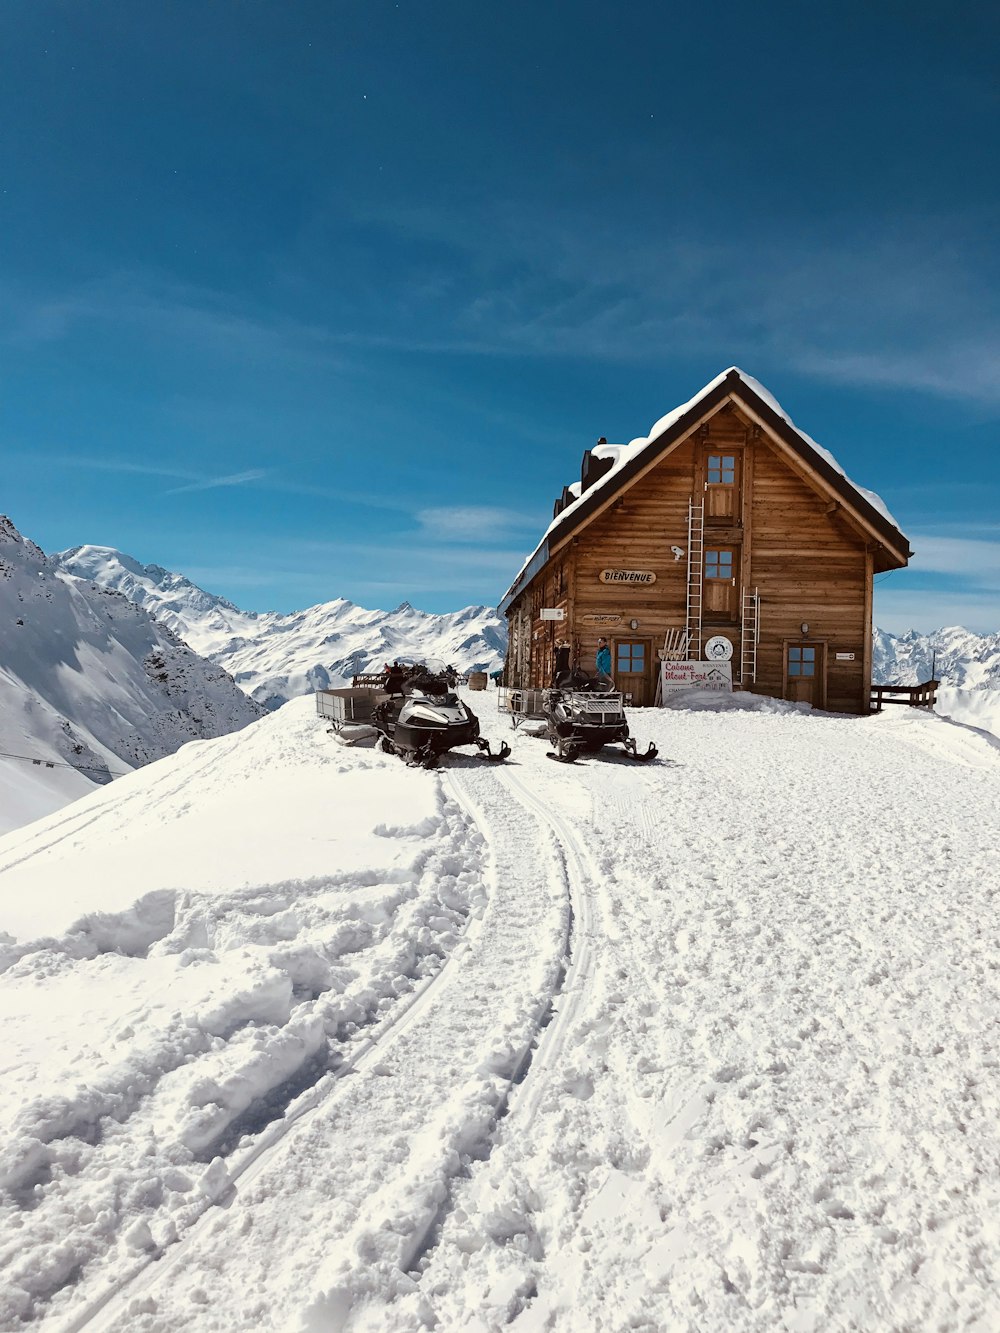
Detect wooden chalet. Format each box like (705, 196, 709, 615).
(499, 368, 911, 714)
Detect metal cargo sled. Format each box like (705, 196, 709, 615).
(315, 685, 388, 745)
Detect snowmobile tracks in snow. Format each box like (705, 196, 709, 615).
(57, 872, 489, 1331)
(484, 768, 601, 1133)
(59, 765, 592, 1331)
(398, 766, 603, 1279)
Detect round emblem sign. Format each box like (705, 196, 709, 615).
(704, 635, 733, 661)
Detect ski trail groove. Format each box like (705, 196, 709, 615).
(57, 789, 490, 1333)
(394, 766, 581, 1278)
(59, 764, 572, 1332)
(491, 768, 600, 1133)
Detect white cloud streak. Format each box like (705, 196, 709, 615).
(908, 533, 1000, 584)
(416, 505, 540, 542)
(164, 469, 269, 496)
(874, 587, 1000, 635)
(6, 209, 999, 408)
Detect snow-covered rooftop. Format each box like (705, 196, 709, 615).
(501, 368, 908, 610)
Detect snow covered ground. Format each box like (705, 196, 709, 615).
(1, 690, 999, 1331)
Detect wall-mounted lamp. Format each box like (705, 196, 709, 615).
(630, 618, 640, 630)
(800, 622, 810, 637)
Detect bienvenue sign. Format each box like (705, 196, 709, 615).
(599, 569, 656, 585)
(659, 661, 733, 703)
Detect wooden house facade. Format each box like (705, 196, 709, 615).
(498, 368, 911, 715)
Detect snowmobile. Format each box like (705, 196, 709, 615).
(370, 659, 511, 769)
(543, 669, 658, 763)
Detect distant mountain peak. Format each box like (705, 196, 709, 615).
(55, 548, 508, 709)
(1, 519, 267, 834)
(0, 515, 47, 564)
(874, 626, 1000, 690)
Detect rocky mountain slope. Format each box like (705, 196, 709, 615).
(0, 518, 266, 833)
(56, 546, 507, 709)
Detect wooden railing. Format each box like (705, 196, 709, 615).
(870, 679, 939, 713)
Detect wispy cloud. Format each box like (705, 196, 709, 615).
(415, 505, 540, 542)
(5, 207, 998, 410)
(165, 468, 268, 496)
(0, 271, 353, 376)
(908, 533, 1000, 584)
(293, 536, 523, 575)
(875, 587, 1000, 635)
(337, 199, 1000, 405)
(873, 531, 1000, 633)
(22, 451, 271, 499)
(17, 453, 198, 483)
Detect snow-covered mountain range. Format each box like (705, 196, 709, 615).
(56, 545, 508, 709)
(55, 543, 1000, 703)
(873, 626, 1000, 689)
(0, 518, 265, 834)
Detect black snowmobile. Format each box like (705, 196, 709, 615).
(371, 659, 511, 769)
(544, 669, 658, 763)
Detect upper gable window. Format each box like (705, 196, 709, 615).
(707, 455, 736, 485)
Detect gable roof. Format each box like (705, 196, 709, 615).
(499, 367, 911, 614)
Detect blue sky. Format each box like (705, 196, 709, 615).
(2, 1, 998, 631)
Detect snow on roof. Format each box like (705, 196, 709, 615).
(735, 370, 900, 529)
(500, 368, 904, 609)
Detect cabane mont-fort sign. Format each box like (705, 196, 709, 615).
(599, 569, 656, 585)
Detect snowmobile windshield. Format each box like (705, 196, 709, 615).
(555, 668, 599, 692)
(401, 657, 446, 677)
(591, 673, 616, 694)
(404, 674, 452, 698)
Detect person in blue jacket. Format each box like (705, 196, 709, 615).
(596, 637, 612, 677)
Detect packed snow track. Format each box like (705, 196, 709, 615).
(1, 691, 1000, 1331)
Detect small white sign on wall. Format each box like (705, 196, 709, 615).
(659, 661, 733, 703)
(540, 608, 566, 621)
(704, 635, 734, 661)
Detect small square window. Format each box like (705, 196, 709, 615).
(788, 645, 816, 677)
(707, 454, 736, 485)
(705, 549, 734, 579)
(616, 642, 645, 672)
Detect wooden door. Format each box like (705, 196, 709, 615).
(704, 546, 738, 620)
(704, 450, 741, 521)
(784, 642, 826, 707)
(614, 638, 652, 706)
